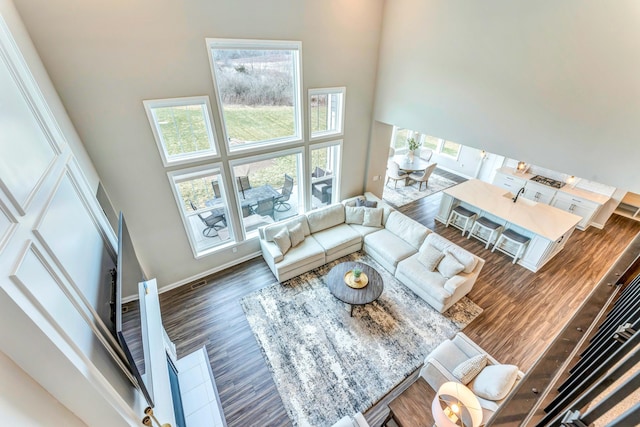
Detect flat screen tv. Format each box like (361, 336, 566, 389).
(115, 212, 154, 407)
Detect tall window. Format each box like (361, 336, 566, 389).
(441, 140, 462, 158)
(310, 141, 342, 209)
(309, 87, 345, 140)
(168, 165, 231, 257)
(230, 149, 303, 236)
(207, 39, 303, 152)
(144, 97, 218, 166)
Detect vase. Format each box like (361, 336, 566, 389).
(407, 150, 415, 162)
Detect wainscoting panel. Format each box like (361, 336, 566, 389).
(0, 198, 17, 254)
(0, 47, 57, 215)
(33, 171, 115, 328)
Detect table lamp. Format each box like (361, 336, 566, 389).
(432, 382, 483, 427)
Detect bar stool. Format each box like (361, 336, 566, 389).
(467, 216, 503, 249)
(446, 205, 477, 236)
(492, 228, 531, 264)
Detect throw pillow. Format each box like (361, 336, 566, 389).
(272, 227, 291, 255)
(345, 206, 365, 224)
(437, 253, 465, 278)
(452, 354, 488, 384)
(417, 244, 444, 272)
(355, 197, 378, 208)
(470, 364, 519, 401)
(362, 207, 383, 227)
(289, 223, 305, 247)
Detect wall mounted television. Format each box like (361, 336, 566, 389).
(114, 212, 154, 407)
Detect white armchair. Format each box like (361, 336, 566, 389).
(419, 333, 524, 423)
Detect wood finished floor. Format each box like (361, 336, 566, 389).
(159, 189, 640, 427)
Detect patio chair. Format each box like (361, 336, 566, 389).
(189, 200, 226, 237)
(409, 162, 438, 191)
(254, 197, 275, 220)
(274, 174, 294, 212)
(385, 159, 408, 188)
(237, 176, 251, 191)
(211, 180, 221, 198)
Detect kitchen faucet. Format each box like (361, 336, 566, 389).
(512, 187, 525, 203)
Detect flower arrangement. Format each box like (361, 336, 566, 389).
(407, 137, 421, 151)
(352, 267, 362, 282)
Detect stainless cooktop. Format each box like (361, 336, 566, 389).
(530, 175, 565, 189)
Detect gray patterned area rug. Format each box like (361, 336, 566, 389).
(241, 251, 482, 427)
(382, 170, 459, 208)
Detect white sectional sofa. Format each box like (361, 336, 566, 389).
(258, 193, 484, 312)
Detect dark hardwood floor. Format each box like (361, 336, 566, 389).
(159, 188, 640, 427)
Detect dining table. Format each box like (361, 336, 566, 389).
(205, 184, 280, 217)
(393, 154, 431, 173)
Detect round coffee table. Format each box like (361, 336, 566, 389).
(326, 261, 384, 317)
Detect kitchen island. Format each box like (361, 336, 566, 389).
(436, 179, 582, 272)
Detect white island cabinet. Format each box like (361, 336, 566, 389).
(437, 180, 581, 272)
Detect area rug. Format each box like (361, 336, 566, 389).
(241, 251, 482, 427)
(382, 170, 459, 208)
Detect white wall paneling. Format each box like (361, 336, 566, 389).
(6, 241, 142, 425)
(0, 197, 17, 254)
(0, 4, 141, 424)
(33, 168, 116, 330)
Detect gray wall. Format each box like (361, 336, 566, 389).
(13, 0, 384, 287)
(373, 0, 640, 193)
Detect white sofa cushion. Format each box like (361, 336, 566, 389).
(385, 211, 430, 250)
(275, 237, 325, 276)
(437, 253, 465, 278)
(469, 364, 519, 401)
(453, 354, 487, 384)
(306, 203, 345, 233)
(364, 229, 417, 268)
(362, 207, 383, 227)
(312, 223, 361, 257)
(345, 206, 365, 224)
(272, 228, 291, 254)
(417, 244, 444, 271)
(422, 233, 478, 273)
(290, 223, 305, 247)
(348, 223, 382, 237)
(262, 215, 310, 242)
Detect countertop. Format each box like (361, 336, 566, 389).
(445, 179, 582, 241)
(496, 167, 610, 205)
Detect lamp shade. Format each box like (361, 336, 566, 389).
(432, 382, 483, 427)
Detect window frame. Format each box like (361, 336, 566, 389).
(308, 87, 346, 141)
(143, 96, 220, 167)
(228, 146, 305, 239)
(439, 140, 462, 160)
(167, 163, 235, 258)
(308, 140, 342, 209)
(206, 38, 304, 154)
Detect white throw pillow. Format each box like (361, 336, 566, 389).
(289, 223, 305, 247)
(437, 253, 465, 278)
(362, 207, 383, 227)
(345, 206, 365, 224)
(417, 244, 444, 272)
(272, 227, 291, 255)
(470, 364, 519, 401)
(452, 354, 488, 384)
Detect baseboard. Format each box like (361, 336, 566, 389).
(158, 250, 263, 294)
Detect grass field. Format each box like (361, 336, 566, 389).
(223, 105, 295, 144)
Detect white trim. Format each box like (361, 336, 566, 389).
(158, 250, 263, 294)
(0, 196, 18, 255)
(167, 163, 235, 258)
(143, 96, 220, 167)
(308, 87, 346, 141)
(309, 139, 343, 207)
(205, 38, 304, 154)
